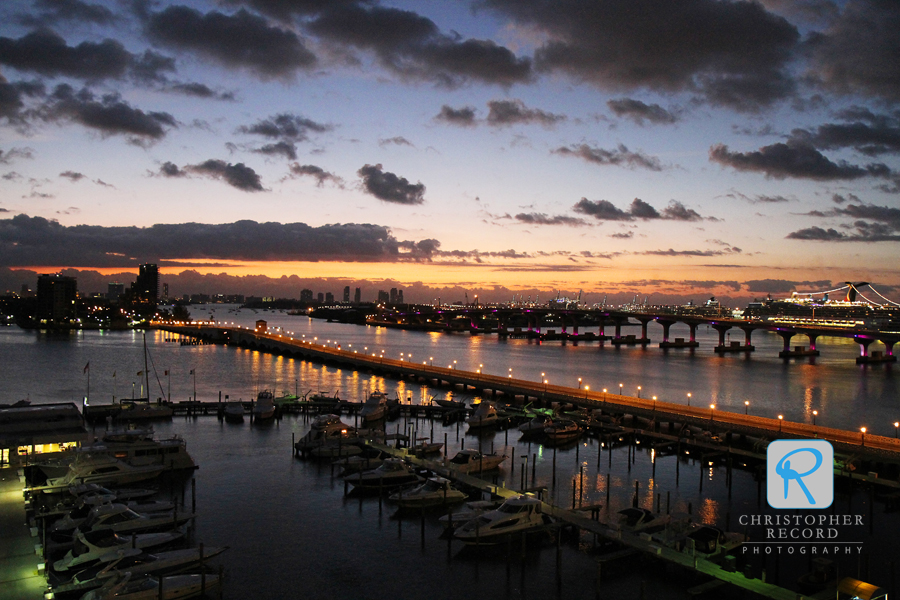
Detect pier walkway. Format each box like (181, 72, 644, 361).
(155, 323, 900, 459)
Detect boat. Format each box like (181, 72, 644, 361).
(518, 414, 554, 437)
(80, 571, 222, 600)
(543, 418, 582, 443)
(433, 398, 466, 410)
(613, 508, 671, 534)
(410, 438, 443, 455)
(116, 400, 174, 421)
(359, 391, 388, 423)
(437, 500, 501, 532)
(59, 503, 194, 536)
(465, 402, 499, 429)
(293, 415, 360, 453)
(446, 449, 507, 474)
(53, 528, 185, 573)
(223, 401, 244, 424)
(309, 442, 363, 459)
(67, 484, 158, 504)
(677, 525, 747, 556)
(332, 452, 385, 476)
(252, 390, 275, 422)
(388, 477, 467, 508)
(45, 454, 168, 491)
(51, 546, 228, 591)
(343, 458, 421, 489)
(453, 496, 552, 545)
(51, 499, 177, 534)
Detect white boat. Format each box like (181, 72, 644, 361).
(252, 390, 275, 422)
(446, 449, 507, 474)
(46, 455, 167, 490)
(465, 403, 499, 429)
(68, 503, 194, 536)
(80, 571, 222, 600)
(454, 496, 552, 545)
(53, 529, 185, 573)
(343, 458, 421, 489)
(51, 499, 177, 534)
(223, 401, 244, 423)
(294, 415, 359, 452)
(67, 484, 158, 505)
(437, 500, 501, 531)
(544, 418, 582, 443)
(333, 453, 385, 476)
(613, 507, 671, 534)
(388, 477, 467, 508)
(359, 391, 388, 423)
(410, 438, 443, 455)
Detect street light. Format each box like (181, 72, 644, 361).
(652, 396, 657, 414)
(430, 357, 433, 366)
(578, 377, 582, 390)
(637, 386, 642, 399)
(744, 400, 749, 415)
(861, 427, 866, 447)
(619, 383, 623, 396)
(687, 392, 691, 407)
(709, 404, 715, 423)
(778, 414, 783, 432)
(584, 385, 589, 400)
(895, 422, 899, 439)
(812, 410, 818, 426)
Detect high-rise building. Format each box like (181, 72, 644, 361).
(317, 292, 324, 303)
(300, 289, 313, 302)
(377, 290, 389, 303)
(132, 263, 159, 306)
(354, 287, 361, 304)
(162, 283, 169, 302)
(36, 274, 77, 321)
(325, 292, 334, 303)
(343, 286, 350, 303)
(107, 282, 124, 303)
(390, 288, 398, 303)
(398, 289, 404, 304)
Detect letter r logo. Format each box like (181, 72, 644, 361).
(767, 439, 833, 509)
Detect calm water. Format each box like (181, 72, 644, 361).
(2, 306, 898, 598)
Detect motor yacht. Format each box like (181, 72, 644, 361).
(453, 496, 552, 545)
(446, 449, 507, 474)
(388, 477, 467, 508)
(343, 458, 421, 489)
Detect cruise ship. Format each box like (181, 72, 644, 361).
(742, 283, 899, 330)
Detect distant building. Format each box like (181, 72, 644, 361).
(325, 292, 334, 304)
(36, 274, 77, 322)
(354, 287, 361, 304)
(398, 289, 404, 304)
(131, 263, 159, 307)
(317, 292, 324, 303)
(300, 289, 313, 302)
(107, 282, 125, 303)
(377, 290, 389, 303)
(162, 283, 169, 302)
(390, 288, 398, 303)
(343, 286, 350, 303)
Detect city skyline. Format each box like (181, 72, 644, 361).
(1, 0, 899, 304)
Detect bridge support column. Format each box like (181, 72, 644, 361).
(689, 323, 697, 343)
(858, 339, 898, 364)
(638, 318, 651, 341)
(659, 320, 673, 343)
(885, 341, 896, 356)
(856, 337, 874, 358)
(778, 331, 820, 358)
(808, 334, 819, 352)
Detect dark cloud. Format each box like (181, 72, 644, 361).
(166, 82, 235, 101)
(486, 100, 564, 127)
(18, 0, 118, 26)
(0, 29, 173, 84)
(786, 224, 900, 242)
(554, 143, 662, 171)
(42, 85, 176, 142)
(609, 231, 633, 239)
(709, 142, 892, 180)
(357, 163, 425, 205)
(59, 170, 84, 181)
(514, 213, 588, 226)
(238, 113, 330, 142)
(218, 0, 361, 22)
(642, 248, 741, 257)
(156, 161, 186, 178)
(744, 278, 834, 293)
(287, 163, 344, 187)
(378, 136, 413, 148)
(435, 105, 476, 126)
(806, 0, 900, 100)
(790, 112, 900, 156)
(607, 98, 677, 125)
(145, 6, 316, 78)
(306, 5, 531, 87)
(186, 159, 264, 192)
(254, 141, 297, 160)
(574, 198, 704, 221)
(483, 0, 799, 110)
(0, 214, 426, 266)
(0, 147, 34, 164)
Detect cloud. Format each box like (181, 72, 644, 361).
(709, 142, 892, 180)
(0, 214, 431, 266)
(435, 105, 476, 126)
(607, 98, 677, 125)
(574, 198, 704, 222)
(790, 110, 900, 156)
(553, 143, 662, 171)
(186, 159, 264, 192)
(642, 247, 741, 257)
(357, 163, 425, 205)
(486, 100, 564, 127)
(218, 0, 359, 22)
(165, 82, 235, 101)
(287, 163, 344, 187)
(59, 170, 85, 182)
(0, 147, 34, 164)
(42, 85, 176, 142)
(254, 141, 297, 160)
(744, 278, 834, 293)
(806, 0, 900, 101)
(483, 0, 799, 110)
(0, 29, 174, 84)
(156, 161, 186, 178)
(378, 136, 413, 148)
(238, 113, 331, 142)
(609, 231, 633, 239)
(17, 0, 118, 26)
(306, 5, 531, 86)
(144, 6, 316, 78)
(513, 213, 588, 226)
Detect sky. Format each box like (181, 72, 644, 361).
(0, 0, 899, 305)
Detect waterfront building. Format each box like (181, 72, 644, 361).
(354, 287, 361, 304)
(36, 273, 77, 323)
(343, 286, 350, 303)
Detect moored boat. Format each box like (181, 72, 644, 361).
(359, 391, 388, 423)
(465, 402, 499, 429)
(343, 458, 421, 489)
(80, 571, 222, 600)
(252, 390, 275, 422)
(223, 401, 244, 423)
(53, 529, 185, 573)
(446, 449, 507, 474)
(453, 496, 552, 545)
(45, 455, 167, 491)
(543, 418, 582, 443)
(387, 477, 467, 508)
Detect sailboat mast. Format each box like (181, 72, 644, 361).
(143, 332, 150, 402)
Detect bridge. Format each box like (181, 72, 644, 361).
(154, 322, 900, 459)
